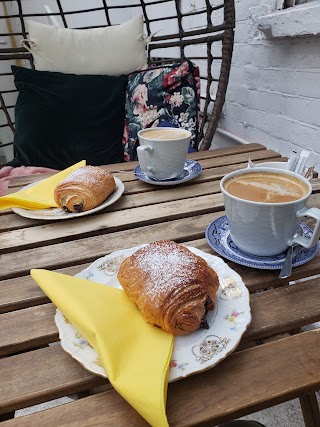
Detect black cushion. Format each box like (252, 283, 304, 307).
(9, 66, 127, 169)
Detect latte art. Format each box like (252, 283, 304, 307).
(224, 172, 309, 203)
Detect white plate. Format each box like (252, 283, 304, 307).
(134, 160, 202, 186)
(55, 245, 251, 382)
(12, 177, 124, 220)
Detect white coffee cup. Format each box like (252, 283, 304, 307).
(220, 167, 320, 256)
(137, 128, 191, 180)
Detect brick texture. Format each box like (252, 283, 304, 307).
(215, 0, 320, 170)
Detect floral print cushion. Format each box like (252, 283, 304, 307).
(124, 60, 200, 161)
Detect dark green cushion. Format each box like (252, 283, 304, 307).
(9, 66, 127, 169)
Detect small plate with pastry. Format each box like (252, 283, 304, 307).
(55, 240, 251, 382)
(12, 166, 124, 220)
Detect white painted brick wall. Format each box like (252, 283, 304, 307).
(214, 0, 320, 171)
(1, 0, 319, 169)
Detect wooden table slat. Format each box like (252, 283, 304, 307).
(1, 330, 319, 426)
(0, 345, 107, 416)
(1, 277, 320, 357)
(0, 195, 225, 253)
(0, 181, 223, 233)
(6, 149, 280, 194)
(5, 144, 268, 189)
(2, 174, 320, 235)
(0, 264, 90, 314)
(1, 211, 320, 289)
(4, 175, 320, 254)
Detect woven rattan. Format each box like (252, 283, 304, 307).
(0, 0, 235, 165)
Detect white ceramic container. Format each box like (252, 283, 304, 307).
(220, 167, 320, 256)
(137, 128, 191, 180)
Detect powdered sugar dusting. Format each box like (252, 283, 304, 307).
(133, 240, 206, 302)
(60, 166, 113, 194)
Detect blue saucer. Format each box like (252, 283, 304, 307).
(134, 160, 202, 186)
(205, 215, 318, 270)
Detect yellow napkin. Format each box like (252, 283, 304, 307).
(31, 269, 174, 427)
(0, 160, 86, 211)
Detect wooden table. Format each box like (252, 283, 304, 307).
(1, 143, 320, 427)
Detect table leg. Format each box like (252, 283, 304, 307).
(299, 392, 320, 427)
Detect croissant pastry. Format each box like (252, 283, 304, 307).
(117, 240, 219, 336)
(54, 166, 116, 213)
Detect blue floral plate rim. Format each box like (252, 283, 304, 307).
(205, 215, 319, 270)
(134, 160, 202, 186)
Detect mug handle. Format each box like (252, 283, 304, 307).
(137, 146, 155, 174)
(288, 207, 320, 248)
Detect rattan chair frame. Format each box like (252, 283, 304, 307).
(0, 0, 235, 165)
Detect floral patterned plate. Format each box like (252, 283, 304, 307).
(12, 177, 124, 220)
(55, 245, 251, 382)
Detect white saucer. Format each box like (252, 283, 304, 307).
(205, 215, 318, 270)
(12, 177, 124, 220)
(134, 160, 202, 186)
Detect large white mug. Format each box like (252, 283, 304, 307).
(137, 127, 191, 180)
(220, 167, 320, 256)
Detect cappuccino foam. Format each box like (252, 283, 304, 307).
(224, 172, 309, 203)
(142, 129, 189, 140)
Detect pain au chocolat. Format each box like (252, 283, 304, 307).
(54, 166, 116, 213)
(117, 240, 219, 336)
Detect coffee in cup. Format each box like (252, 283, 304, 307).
(139, 128, 190, 140)
(224, 171, 309, 203)
(220, 168, 320, 256)
(137, 127, 191, 181)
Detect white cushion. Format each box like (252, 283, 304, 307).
(24, 15, 147, 76)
